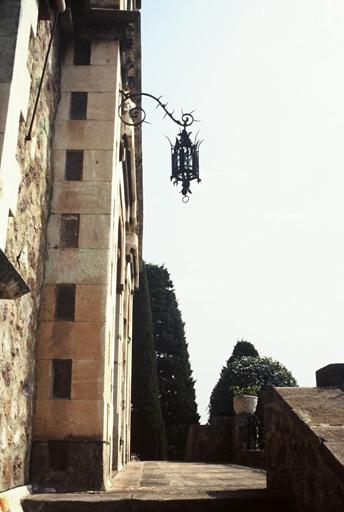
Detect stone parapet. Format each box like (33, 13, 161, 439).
(265, 387, 344, 511)
(185, 421, 233, 463)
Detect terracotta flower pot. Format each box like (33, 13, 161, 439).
(233, 394, 258, 415)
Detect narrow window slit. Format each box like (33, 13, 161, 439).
(52, 359, 72, 399)
(55, 284, 76, 320)
(73, 40, 91, 65)
(70, 92, 87, 120)
(65, 150, 83, 181)
(60, 214, 80, 248)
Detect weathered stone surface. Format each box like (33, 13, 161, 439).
(35, 355, 102, 403)
(265, 387, 344, 512)
(34, 400, 103, 439)
(72, 358, 104, 400)
(51, 182, 111, 213)
(91, 40, 118, 66)
(40, 285, 108, 322)
(47, 214, 110, 249)
(62, 40, 116, 68)
(53, 120, 115, 150)
(79, 215, 111, 248)
(61, 66, 118, 93)
(87, 93, 117, 121)
(45, 249, 109, 284)
(37, 321, 105, 359)
(0, 19, 60, 492)
(53, 149, 113, 182)
(185, 421, 233, 463)
(75, 285, 108, 320)
(56, 93, 116, 121)
(30, 440, 105, 492)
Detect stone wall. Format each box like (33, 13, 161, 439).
(185, 419, 233, 463)
(31, 29, 140, 490)
(0, 17, 60, 492)
(265, 387, 344, 512)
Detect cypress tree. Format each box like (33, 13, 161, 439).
(146, 264, 199, 460)
(228, 339, 259, 363)
(131, 261, 168, 460)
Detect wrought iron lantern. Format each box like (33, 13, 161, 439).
(119, 91, 202, 202)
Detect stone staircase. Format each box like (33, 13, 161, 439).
(22, 462, 293, 512)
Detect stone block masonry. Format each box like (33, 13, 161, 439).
(0, 11, 60, 491)
(1, 0, 142, 494)
(32, 26, 140, 490)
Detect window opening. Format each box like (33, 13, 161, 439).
(52, 359, 72, 399)
(74, 40, 91, 65)
(65, 150, 83, 181)
(60, 214, 80, 248)
(70, 92, 87, 120)
(55, 284, 76, 320)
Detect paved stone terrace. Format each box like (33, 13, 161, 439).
(23, 462, 292, 512)
(110, 461, 266, 494)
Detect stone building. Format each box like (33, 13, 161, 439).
(0, 0, 142, 494)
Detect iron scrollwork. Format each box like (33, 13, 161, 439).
(119, 90, 202, 202)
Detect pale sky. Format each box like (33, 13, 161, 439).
(141, 0, 344, 422)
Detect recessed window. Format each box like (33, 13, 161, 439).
(52, 359, 72, 399)
(73, 40, 91, 65)
(70, 92, 87, 120)
(49, 442, 68, 471)
(65, 150, 83, 181)
(55, 284, 76, 321)
(60, 214, 79, 248)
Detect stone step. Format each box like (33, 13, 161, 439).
(23, 490, 293, 512)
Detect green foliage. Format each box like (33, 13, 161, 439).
(228, 340, 259, 363)
(146, 263, 200, 460)
(131, 262, 168, 460)
(229, 384, 261, 397)
(209, 354, 297, 418)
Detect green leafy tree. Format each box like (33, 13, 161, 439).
(131, 262, 168, 460)
(146, 263, 200, 460)
(209, 343, 297, 418)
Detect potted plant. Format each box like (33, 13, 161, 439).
(230, 385, 260, 415)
